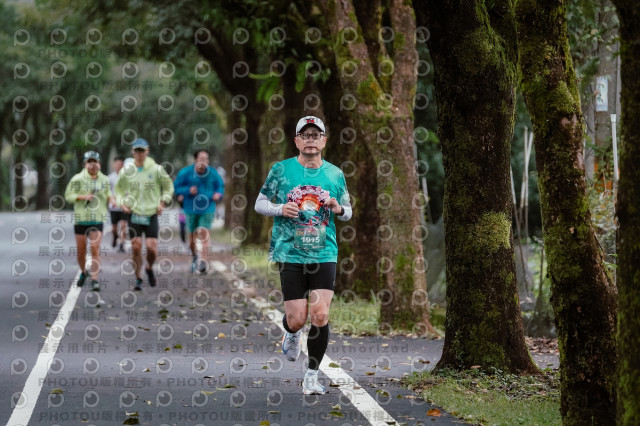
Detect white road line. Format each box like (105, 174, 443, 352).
(7, 273, 82, 426)
(212, 260, 400, 426)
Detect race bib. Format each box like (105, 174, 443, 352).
(131, 214, 151, 225)
(294, 225, 326, 250)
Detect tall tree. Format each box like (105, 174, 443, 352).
(610, 2, 640, 424)
(415, 0, 538, 373)
(317, 0, 434, 331)
(516, 0, 618, 423)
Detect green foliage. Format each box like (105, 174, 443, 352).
(567, 0, 619, 98)
(587, 186, 617, 261)
(256, 76, 281, 104)
(0, 0, 222, 209)
(294, 60, 331, 92)
(414, 44, 443, 222)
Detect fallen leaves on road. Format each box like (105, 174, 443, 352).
(526, 337, 559, 354)
(427, 408, 442, 417)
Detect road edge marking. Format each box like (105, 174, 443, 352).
(7, 273, 82, 426)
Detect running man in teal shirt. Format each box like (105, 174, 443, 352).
(255, 116, 352, 395)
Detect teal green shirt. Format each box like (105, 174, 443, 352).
(260, 157, 350, 264)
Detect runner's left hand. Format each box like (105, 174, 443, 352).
(327, 198, 342, 214)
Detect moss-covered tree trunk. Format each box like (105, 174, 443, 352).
(516, 0, 618, 423)
(416, 0, 538, 373)
(610, 1, 640, 424)
(320, 72, 382, 297)
(318, 0, 433, 332)
(243, 106, 266, 244)
(197, 34, 265, 244)
(223, 110, 243, 232)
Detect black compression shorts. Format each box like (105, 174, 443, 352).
(278, 262, 336, 301)
(127, 214, 159, 239)
(74, 223, 104, 235)
(110, 210, 126, 224)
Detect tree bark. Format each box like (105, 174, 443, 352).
(31, 111, 50, 210)
(14, 149, 25, 205)
(223, 110, 243, 232)
(197, 31, 265, 243)
(317, 64, 381, 298)
(318, 0, 433, 332)
(610, 1, 640, 424)
(416, 0, 538, 373)
(516, 0, 618, 422)
(34, 154, 50, 211)
(243, 104, 266, 244)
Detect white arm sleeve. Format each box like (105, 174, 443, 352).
(336, 201, 353, 221)
(254, 192, 283, 216)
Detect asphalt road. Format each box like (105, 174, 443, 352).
(2, 211, 463, 426)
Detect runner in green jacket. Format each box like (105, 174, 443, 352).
(115, 138, 174, 291)
(64, 151, 113, 291)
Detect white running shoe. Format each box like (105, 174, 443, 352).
(302, 369, 325, 395)
(281, 330, 302, 361)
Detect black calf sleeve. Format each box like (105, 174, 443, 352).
(282, 314, 295, 334)
(307, 323, 329, 371)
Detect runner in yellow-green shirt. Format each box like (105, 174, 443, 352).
(64, 151, 114, 291)
(115, 138, 174, 291)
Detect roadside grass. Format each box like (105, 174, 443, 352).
(211, 227, 234, 247)
(330, 294, 381, 335)
(238, 246, 273, 277)
(403, 368, 561, 425)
